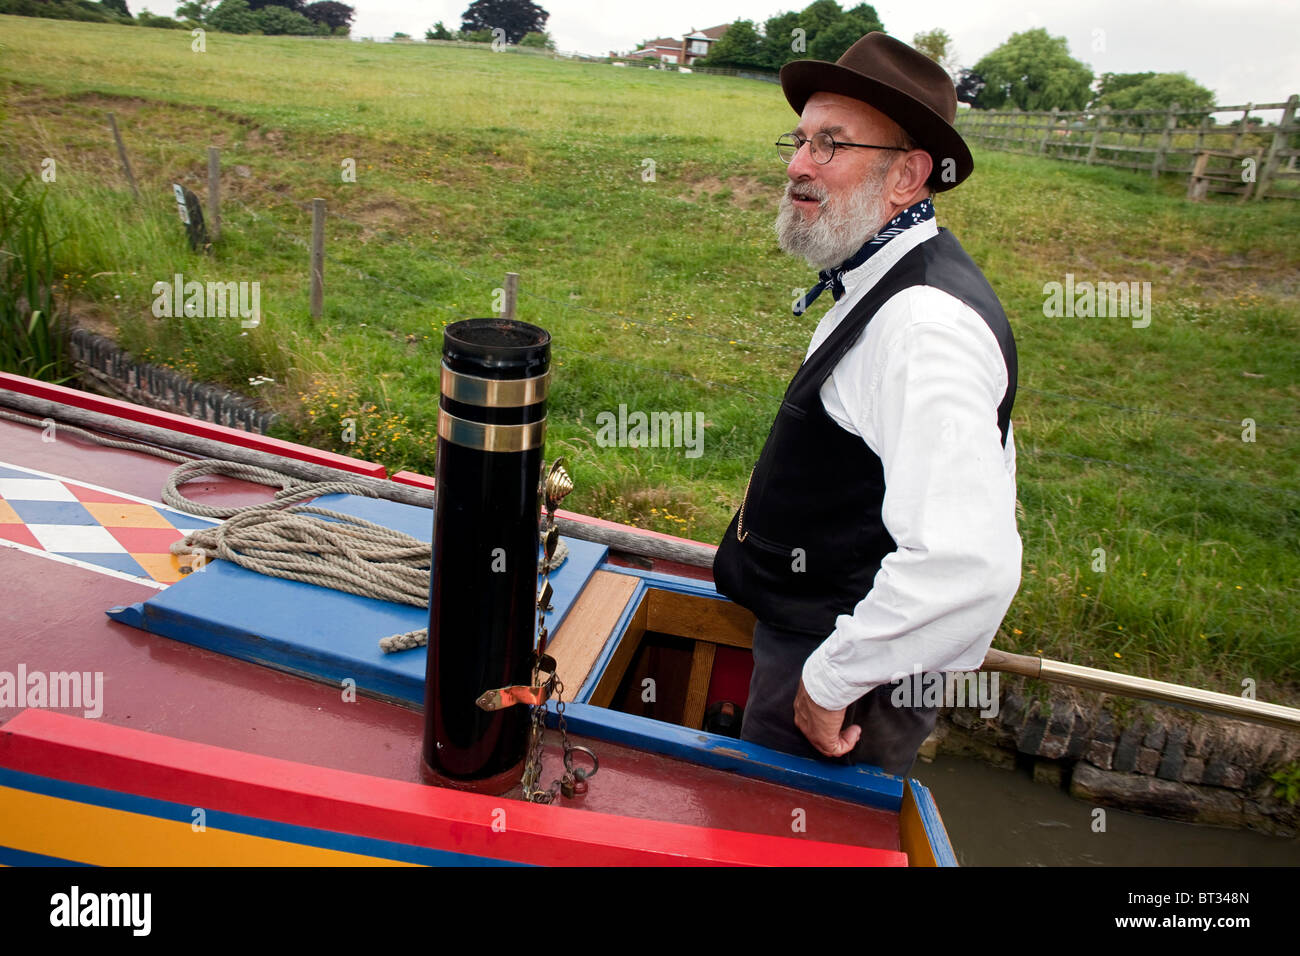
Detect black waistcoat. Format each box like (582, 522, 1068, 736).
(712, 228, 1017, 637)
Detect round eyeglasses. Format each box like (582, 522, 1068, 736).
(775, 132, 909, 165)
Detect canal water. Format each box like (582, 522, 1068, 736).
(911, 753, 1300, 865)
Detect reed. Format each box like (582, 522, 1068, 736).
(0, 176, 70, 382)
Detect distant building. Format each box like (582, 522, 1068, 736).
(618, 24, 729, 66)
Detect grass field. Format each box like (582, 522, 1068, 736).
(2, 16, 1297, 703)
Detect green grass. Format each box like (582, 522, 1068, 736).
(2, 16, 1297, 703)
(0, 174, 70, 380)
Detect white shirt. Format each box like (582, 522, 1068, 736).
(799, 217, 1023, 711)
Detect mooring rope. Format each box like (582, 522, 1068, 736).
(176, 504, 431, 604)
(0, 408, 567, 652)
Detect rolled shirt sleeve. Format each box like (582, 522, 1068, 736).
(801, 284, 1022, 711)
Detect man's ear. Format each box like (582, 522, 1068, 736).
(889, 149, 933, 204)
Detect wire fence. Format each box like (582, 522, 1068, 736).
(218, 194, 1297, 497)
(19, 98, 1295, 500)
(230, 195, 793, 404)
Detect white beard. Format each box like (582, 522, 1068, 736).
(774, 164, 894, 271)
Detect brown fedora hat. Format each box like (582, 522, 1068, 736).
(780, 32, 972, 191)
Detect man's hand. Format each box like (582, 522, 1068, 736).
(794, 678, 861, 758)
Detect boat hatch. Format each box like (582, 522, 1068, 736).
(585, 583, 756, 735)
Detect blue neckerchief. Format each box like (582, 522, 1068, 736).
(793, 197, 935, 316)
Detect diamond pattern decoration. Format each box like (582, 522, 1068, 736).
(0, 462, 216, 584)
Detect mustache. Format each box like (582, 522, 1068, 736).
(784, 182, 828, 203)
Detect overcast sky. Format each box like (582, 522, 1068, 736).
(140, 0, 1300, 110)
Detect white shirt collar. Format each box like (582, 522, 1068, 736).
(804, 218, 940, 360)
(840, 216, 939, 299)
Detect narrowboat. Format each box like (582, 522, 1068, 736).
(0, 335, 956, 867)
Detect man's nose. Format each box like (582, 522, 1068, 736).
(787, 141, 817, 180)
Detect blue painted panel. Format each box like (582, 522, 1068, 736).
(554, 702, 903, 811)
(0, 767, 522, 867)
(549, 565, 907, 813)
(908, 778, 958, 867)
(598, 563, 724, 596)
(106, 494, 607, 707)
(0, 845, 91, 867)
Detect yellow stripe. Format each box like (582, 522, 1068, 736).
(898, 781, 936, 867)
(0, 785, 418, 867)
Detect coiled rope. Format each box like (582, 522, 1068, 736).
(0, 408, 566, 652)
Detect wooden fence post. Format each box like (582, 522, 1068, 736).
(1153, 102, 1179, 178)
(1087, 107, 1108, 165)
(1256, 93, 1299, 200)
(1233, 104, 1253, 152)
(107, 112, 140, 201)
(207, 147, 221, 242)
(310, 198, 325, 319)
(503, 272, 518, 320)
(1240, 148, 1262, 203)
(1186, 152, 1210, 200)
(1039, 107, 1058, 155)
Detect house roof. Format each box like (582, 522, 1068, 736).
(627, 24, 727, 57)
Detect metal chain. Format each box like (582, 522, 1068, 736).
(520, 458, 598, 804)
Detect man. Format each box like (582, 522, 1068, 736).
(712, 33, 1021, 777)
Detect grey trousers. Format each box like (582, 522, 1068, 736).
(740, 619, 938, 777)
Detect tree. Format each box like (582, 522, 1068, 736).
(460, 0, 548, 45)
(696, 19, 766, 70)
(800, 0, 847, 36)
(207, 0, 260, 32)
(912, 27, 955, 76)
(138, 10, 185, 26)
(761, 10, 804, 71)
(257, 3, 312, 33)
(807, 3, 884, 62)
(1094, 71, 1154, 102)
(1093, 71, 1215, 125)
(302, 1, 352, 31)
(425, 20, 453, 40)
(101, 0, 131, 15)
(518, 30, 555, 50)
(174, 0, 215, 21)
(760, 2, 885, 70)
(971, 28, 1092, 111)
(954, 68, 985, 105)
